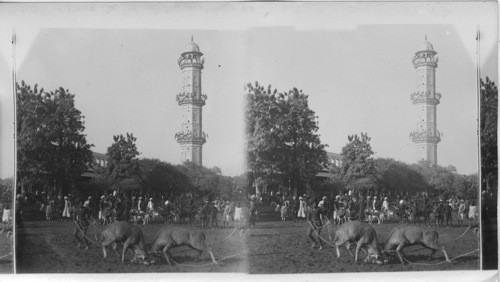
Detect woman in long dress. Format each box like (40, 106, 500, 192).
(468, 200, 477, 226)
(297, 196, 306, 219)
(281, 201, 288, 221)
(62, 196, 71, 219)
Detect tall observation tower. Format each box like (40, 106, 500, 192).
(409, 36, 442, 165)
(175, 37, 208, 165)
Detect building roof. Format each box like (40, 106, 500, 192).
(92, 151, 108, 160)
(418, 35, 434, 52)
(327, 152, 343, 160)
(185, 37, 200, 53)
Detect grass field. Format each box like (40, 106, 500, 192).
(247, 207, 480, 273)
(0, 227, 13, 273)
(16, 219, 247, 273)
(15, 207, 479, 274)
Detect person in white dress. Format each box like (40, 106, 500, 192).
(382, 197, 390, 212)
(147, 198, 154, 213)
(468, 200, 477, 226)
(62, 196, 71, 219)
(297, 196, 306, 219)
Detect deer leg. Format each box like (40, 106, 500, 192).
(162, 243, 175, 265)
(395, 242, 406, 265)
(112, 242, 120, 257)
(335, 243, 341, 261)
(122, 241, 131, 263)
(354, 242, 363, 263)
(345, 242, 354, 257)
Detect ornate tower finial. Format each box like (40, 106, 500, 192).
(410, 37, 441, 165)
(175, 39, 207, 166)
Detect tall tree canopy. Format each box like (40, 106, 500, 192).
(480, 76, 497, 192)
(334, 133, 377, 193)
(104, 133, 141, 191)
(139, 158, 192, 196)
(411, 160, 459, 198)
(17, 81, 93, 195)
(176, 162, 225, 197)
(0, 178, 14, 206)
(373, 158, 428, 194)
(245, 82, 327, 195)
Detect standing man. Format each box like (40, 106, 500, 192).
(74, 201, 91, 250)
(306, 199, 324, 250)
(291, 195, 300, 222)
(249, 195, 258, 229)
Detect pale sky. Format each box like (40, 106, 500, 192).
(0, 2, 497, 179)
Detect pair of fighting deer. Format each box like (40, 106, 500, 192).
(327, 221, 452, 265)
(98, 220, 451, 266)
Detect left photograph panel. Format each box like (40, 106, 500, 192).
(11, 25, 248, 273)
(0, 32, 16, 274)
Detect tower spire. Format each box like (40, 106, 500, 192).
(410, 38, 441, 165)
(191, 35, 193, 42)
(425, 34, 427, 41)
(175, 39, 207, 165)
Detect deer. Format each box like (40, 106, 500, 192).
(332, 221, 384, 264)
(151, 225, 217, 265)
(100, 221, 148, 263)
(383, 225, 451, 265)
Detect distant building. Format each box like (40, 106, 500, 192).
(409, 36, 442, 165)
(175, 37, 208, 166)
(82, 151, 108, 179)
(316, 151, 343, 179)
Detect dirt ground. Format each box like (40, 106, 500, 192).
(16, 219, 248, 273)
(247, 207, 480, 273)
(0, 229, 13, 273)
(16, 207, 480, 274)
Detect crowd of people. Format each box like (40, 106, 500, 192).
(264, 190, 479, 228)
(15, 189, 260, 230)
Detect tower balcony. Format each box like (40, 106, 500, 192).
(409, 129, 442, 143)
(178, 56, 205, 69)
(175, 130, 208, 145)
(412, 53, 438, 68)
(410, 91, 441, 105)
(176, 92, 207, 106)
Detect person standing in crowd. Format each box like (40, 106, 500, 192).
(62, 196, 72, 220)
(98, 195, 105, 225)
(306, 199, 324, 250)
(333, 195, 340, 224)
(74, 200, 91, 250)
(44, 197, 53, 221)
(249, 195, 258, 229)
(291, 195, 300, 222)
(298, 196, 306, 220)
(458, 199, 466, 227)
(281, 200, 288, 221)
(382, 197, 389, 212)
(147, 198, 154, 213)
(55, 195, 64, 221)
(469, 200, 477, 226)
(137, 197, 143, 212)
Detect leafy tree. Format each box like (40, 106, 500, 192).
(245, 82, 328, 195)
(139, 158, 192, 197)
(453, 173, 479, 200)
(373, 158, 428, 194)
(334, 133, 376, 193)
(104, 133, 141, 192)
(176, 162, 219, 197)
(17, 81, 94, 195)
(0, 177, 14, 206)
(480, 77, 498, 193)
(411, 160, 457, 198)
